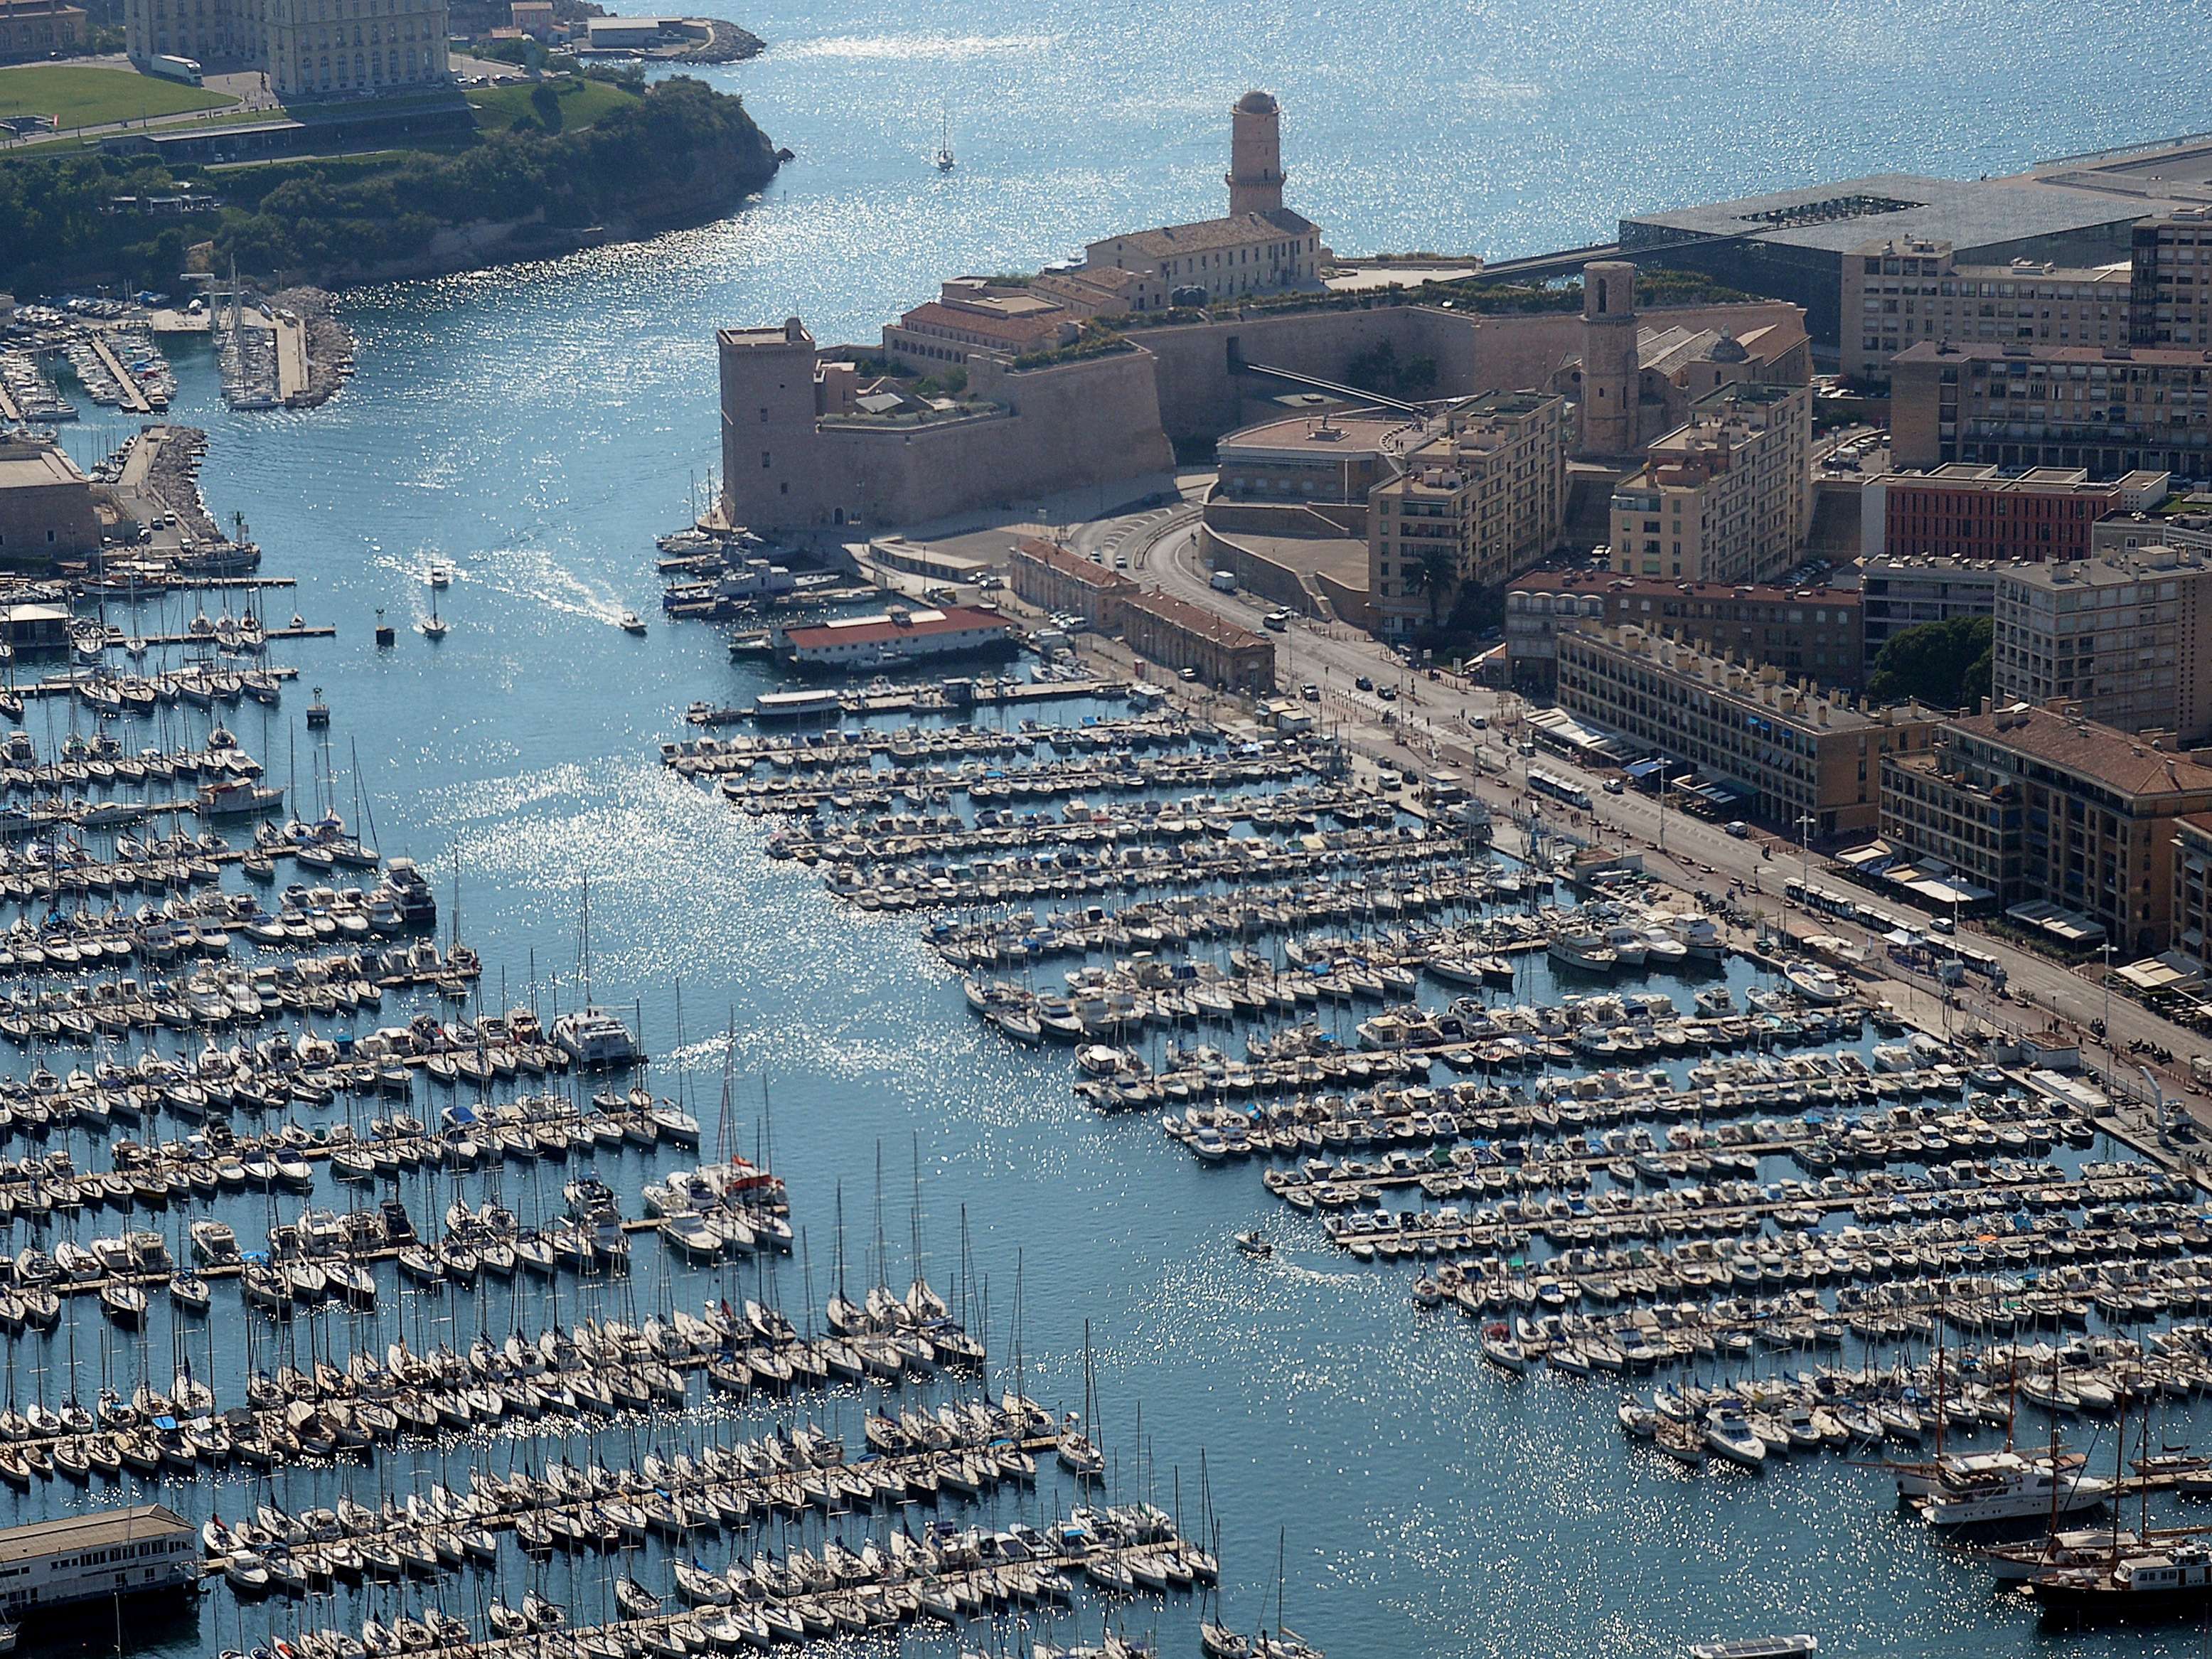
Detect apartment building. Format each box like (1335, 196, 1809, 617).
(1505, 572, 1860, 695)
(1609, 382, 1810, 585)
(1858, 555, 2002, 663)
(1553, 623, 1939, 836)
(1844, 237, 2133, 381)
(2131, 208, 2212, 348)
(1868, 464, 2167, 562)
(1879, 702, 2212, 958)
(2174, 814, 2212, 976)
(1369, 391, 1566, 639)
(1888, 341, 2212, 481)
(1990, 545, 2212, 745)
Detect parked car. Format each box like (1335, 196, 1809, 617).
(1602, 778, 1624, 794)
(1301, 683, 1320, 702)
(1724, 820, 1751, 838)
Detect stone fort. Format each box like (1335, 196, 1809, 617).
(716, 97, 1808, 537)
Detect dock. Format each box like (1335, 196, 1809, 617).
(690, 676, 1120, 726)
(82, 333, 154, 416)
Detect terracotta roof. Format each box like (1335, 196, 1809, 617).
(1124, 590, 1271, 651)
(1010, 538, 1133, 591)
(1096, 209, 1318, 260)
(1951, 704, 2212, 798)
(894, 302, 1068, 346)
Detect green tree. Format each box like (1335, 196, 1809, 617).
(528, 80, 563, 132)
(1403, 545, 1458, 625)
(1866, 614, 1994, 710)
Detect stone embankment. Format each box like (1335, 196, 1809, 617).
(265, 287, 354, 409)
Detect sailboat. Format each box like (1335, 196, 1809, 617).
(420, 588, 447, 641)
(935, 110, 955, 171)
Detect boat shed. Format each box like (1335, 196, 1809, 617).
(0, 1504, 196, 1617)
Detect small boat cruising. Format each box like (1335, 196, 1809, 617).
(1233, 1230, 1273, 1260)
(420, 590, 447, 640)
(427, 565, 452, 588)
(934, 110, 955, 171)
(1687, 1639, 1817, 1659)
(619, 611, 648, 636)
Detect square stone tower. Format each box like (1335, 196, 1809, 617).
(1577, 260, 1641, 458)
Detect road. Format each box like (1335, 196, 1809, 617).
(1057, 498, 2210, 1125)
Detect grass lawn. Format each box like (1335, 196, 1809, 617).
(465, 74, 636, 134)
(0, 63, 235, 129)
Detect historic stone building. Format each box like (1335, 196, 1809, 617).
(128, 0, 447, 97)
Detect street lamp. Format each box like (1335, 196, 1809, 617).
(2101, 939, 2115, 1038)
(1795, 813, 1816, 896)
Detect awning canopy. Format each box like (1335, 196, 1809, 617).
(2004, 900, 2106, 947)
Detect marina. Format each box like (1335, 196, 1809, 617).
(11, 23, 2212, 1653)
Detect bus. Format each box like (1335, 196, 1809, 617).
(1783, 878, 1863, 922)
(1528, 768, 1592, 811)
(148, 55, 204, 85)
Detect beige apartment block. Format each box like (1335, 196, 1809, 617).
(2131, 208, 2212, 348)
(1609, 381, 1810, 585)
(1554, 622, 1939, 837)
(1843, 235, 2132, 381)
(1991, 545, 2212, 745)
(1367, 391, 1565, 638)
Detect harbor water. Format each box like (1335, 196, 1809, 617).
(26, 1, 2212, 1653)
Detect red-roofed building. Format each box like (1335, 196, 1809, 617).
(774, 604, 1016, 671)
(1007, 537, 1134, 626)
(1120, 590, 1274, 692)
(882, 291, 1079, 370)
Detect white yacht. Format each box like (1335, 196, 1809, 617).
(1547, 932, 1618, 973)
(1914, 1449, 2110, 1527)
(1667, 912, 1729, 963)
(550, 1006, 641, 1069)
(1783, 962, 1850, 1005)
(1601, 924, 1649, 968)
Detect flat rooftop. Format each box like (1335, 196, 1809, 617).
(1623, 171, 2171, 259)
(0, 446, 88, 491)
(1216, 412, 1414, 459)
(0, 1505, 190, 1564)
(1893, 339, 2212, 367)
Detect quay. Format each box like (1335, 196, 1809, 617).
(82, 334, 155, 416)
(17, 662, 303, 700)
(329, 1537, 1197, 1659)
(668, 711, 1204, 773)
(688, 676, 1121, 725)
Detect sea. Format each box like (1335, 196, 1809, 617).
(26, 1, 2212, 1654)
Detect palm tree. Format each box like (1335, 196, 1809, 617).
(1404, 545, 1457, 627)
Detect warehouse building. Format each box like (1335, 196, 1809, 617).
(0, 1505, 196, 1620)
